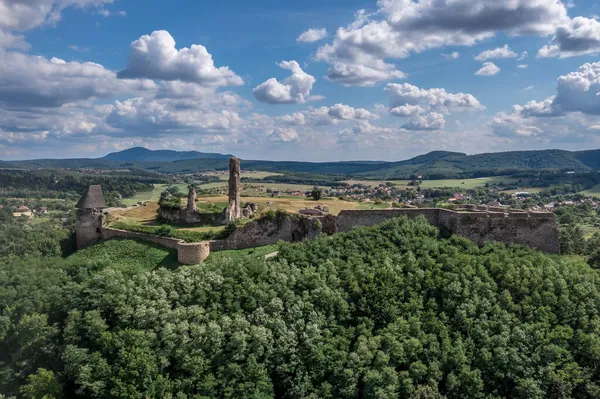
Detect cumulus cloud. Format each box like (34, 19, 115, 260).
(0, 51, 156, 108)
(0, 0, 115, 31)
(489, 62, 600, 141)
(474, 45, 518, 61)
(117, 30, 244, 87)
(280, 112, 306, 126)
(253, 60, 315, 104)
(402, 113, 445, 131)
(297, 28, 327, 43)
(268, 127, 299, 142)
(385, 83, 483, 116)
(552, 62, 600, 114)
(324, 61, 406, 87)
(537, 17, 600, 58)
(442, 51, 460, 59)
(316, 0, 569, 85)
(327, 103, 379, 120)
(475, 62, 500, 76)
(105, 97, 242, 133)
(0, 29, 28, 50)
(517, 64, 529, 69)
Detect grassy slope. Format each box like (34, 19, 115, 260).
(67, 239, 180, 274)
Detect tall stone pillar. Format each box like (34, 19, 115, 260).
(75, 185, 107, 249)
(225, 157, 241, 223)
(186, 187, 197, 212)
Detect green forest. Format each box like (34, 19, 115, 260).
(2, 217, 600, 398)
(2, 148, 600, 179)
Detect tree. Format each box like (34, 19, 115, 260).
(311, 186, 322, 201)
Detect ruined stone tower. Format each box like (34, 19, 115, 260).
(75, 185, 106, 249)
(225, 157, 241, 223)
(186, 186, 197, 212)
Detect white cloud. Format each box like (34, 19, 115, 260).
(0, 51, 156, 108)
(105, 97, 242, 133)
(117, 30, 244, 87)
(538, 17, 600, 58)
(385, 83, 483, 116)
(523, 85, 534, 91)
(327, 103, 379, 120)
(517, 64, 529, 69)
(402, 112, 445, 131)
(475, 62, 500, 76)
(0, 0, 115, 31)
(0, 29, 28, 50)
(489, 62, 600, 142)
(316, 0, 569, 85)
(324, 61, 406, 87)
(552, 62, 600, 114)
(268, 127, 299, 142)
(442, 51, 460, 59)
(474, 45, 517, 61)
(518, 51, 528, 60)
(253, 60, 315, 104)
(280, 112, 306, 126)
(297, 28, 328, 43)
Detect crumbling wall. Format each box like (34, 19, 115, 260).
(439, 210, 560, 253)
(215, 214, 322, 250)
(334, 208, 559, 254)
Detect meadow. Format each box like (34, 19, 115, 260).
(343, 176, 515, 189)
(582, 184, 600, 197)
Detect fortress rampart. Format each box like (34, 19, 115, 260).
(334, 208, 559, 254)
(95, 208, 559, 265)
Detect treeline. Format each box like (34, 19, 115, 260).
(2, 217, 600, 397)
(0, 170, 164, 206)
(242, 171, 347, 187)
(0, 207, 74, 259)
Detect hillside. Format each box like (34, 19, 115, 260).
(1, 147, 599, 179)
(102, 147, 231, 162)
(2, 217, 600, 398)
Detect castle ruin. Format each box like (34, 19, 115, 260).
(75, 157, 561, 265)
(225, 157, 241, 223)
(75, 185, 106, 249)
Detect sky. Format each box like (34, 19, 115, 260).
(1, 0, 600, 161)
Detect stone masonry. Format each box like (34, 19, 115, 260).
(186, 187, 197, 212)
(225, 157, 241, 223)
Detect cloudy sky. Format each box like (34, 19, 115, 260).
(1, 0, 600, 161)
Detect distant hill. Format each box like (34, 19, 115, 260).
(102, 147, 231, 162)
(1, 147, 599, 179)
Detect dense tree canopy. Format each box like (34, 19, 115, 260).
(2, 217, 600, 398)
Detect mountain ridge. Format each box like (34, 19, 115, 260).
(1, 148, 598, 179)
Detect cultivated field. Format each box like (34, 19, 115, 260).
(582, 184, 600, 197)
(343, 176, 515, 189)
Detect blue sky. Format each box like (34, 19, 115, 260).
(1, 0, 600, 161)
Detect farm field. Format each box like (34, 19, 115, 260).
(582, 184, 600, 197)
(499, 187, 544, 195)
(343, 176, 515, 189)
(122, 184, 171, 206)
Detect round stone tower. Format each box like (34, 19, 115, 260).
(75, 185, 107, 249)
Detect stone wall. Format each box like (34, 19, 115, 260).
(101, 227, 211, 264)
(215, 214, 322, 251)
(76, 210, 104, 249)
(334, 208, 559, 253)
